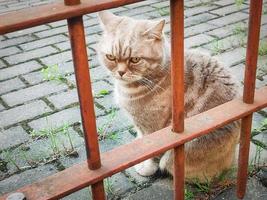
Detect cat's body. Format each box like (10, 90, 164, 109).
(98, 11, 240, 182)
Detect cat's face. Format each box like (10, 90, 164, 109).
(98, 11, 167, 83)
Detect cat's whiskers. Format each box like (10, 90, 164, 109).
(143, 76, 166, 92)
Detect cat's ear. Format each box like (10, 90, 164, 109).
(98, 11, 123, 32)
(143, 20, 165, 40)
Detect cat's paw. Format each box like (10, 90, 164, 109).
(134, 159, 158, 176)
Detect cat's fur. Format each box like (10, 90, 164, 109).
(97, 11, 240, 182)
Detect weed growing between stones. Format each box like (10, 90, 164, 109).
(235, 0, 245, 8)
(98, 108, 119, 141)
(259, 40, 267, 56)
(30, 123, 77, 157)
(251, 118, 267, 150)
(210, 38, 225, 55)
(41, 64, 75, 88)
(41, 64, 65, 83)
(157, 7, 169, 16)
(232, 23, 247, 47)
(104, 178, 115, 196)
(185, 188, 194, 200)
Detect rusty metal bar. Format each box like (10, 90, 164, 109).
(170, 0, 185, 199)
(0, 0, 145, 34)
(237, 0, 263, 198)
(64, 0, 105, 199)
(2, 86, 266, 200)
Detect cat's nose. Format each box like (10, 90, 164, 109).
(118, 71, 126, 77)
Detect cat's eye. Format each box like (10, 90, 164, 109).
(130, 57, 141, 64)
(106, 54, 116, 61)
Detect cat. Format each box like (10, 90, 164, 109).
(97, 11, 240, 182)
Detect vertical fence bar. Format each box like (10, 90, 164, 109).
(64, 0, 106, 199)
(170, 0, 185, 199)
(237, 0, 263, 199)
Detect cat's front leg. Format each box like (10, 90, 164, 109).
(134, 159, 159, 176)
(134, 127, 159, 176)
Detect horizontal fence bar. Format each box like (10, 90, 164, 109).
(0, 0, 144, 34)
(1, 86, 267, 200)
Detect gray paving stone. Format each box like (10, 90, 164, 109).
(4, 46, 58, 65)
(29, 107, 81, 131)
(208, 12, 248, 27)
(184, 13, 217, 28)
(210, 3, 248, 16)
(118, 6, 155, 17)
(151, 1, 169, 9)
(0, 164, 58, 195)
(185, 22, 218, 38)
(0, 46, 21, 58)
(47, 89, 78, 109)
(185, 34, 214, 49)
(0, 103, 4, 112)
(0, 77, 26, 94)
(0, 35, 36, 49)
(0, 60, 42, 81)
(206, 22, 242, 38)
(214, 0, 236, 6)
(124, 0, 156, 9)
(229, 64, 244, 84)
(4, 25, 50, 38)
(19, 34, 67, 51)
(2, 81, 68, 107)
(95, 92, 117, 111)
(26, 127, 84, 159)
(204, 35, 246, 53)
(35, 26, 68, 38)
(90, 65, 110, 81)
(0, 126, 29, 150)
(92, 80, 113, 96)
(84, 25, 102, 35)
(21, 70, 44, 85)
(109, 173, 136, 196)
(214, 47, 246, 67)
(0, 59, 6, 68)
(185, 5, 218, 17)
(125, 184, 173, 200)
(185, 0, 216, 8)
(0, 100, 51, 128)
(22, 62, 74, 85)
(213, 178, 267, 200)
(260, 23, 267, 39)
(40, 50, 72, 66)
(48, 20, 67, 28)
(62, 188, 92, 200)
(96, 109, 134, 134)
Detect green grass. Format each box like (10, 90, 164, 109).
(98, 109, 119, 140)
(210, 39, 225, 54)
(185, 188, 195, 200)
(235, 0, 245, 7)
(232, 23, 247, 47)
(251, 118, 267, 149)
(157, 7, 170, 16)
(95, 89, 110, 98)
(1, 150, 21, 171)
(30, 123, 75, 156)
(233, 23, 247, 35)
(258, 41, 267, 56)
(41, 64, 68, 84)
(104, 178, 114, 195)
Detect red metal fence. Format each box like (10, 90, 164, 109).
(0, 0, 266, 200)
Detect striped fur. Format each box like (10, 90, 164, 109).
(98, 11, 240, 182)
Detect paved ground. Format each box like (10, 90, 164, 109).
(0, 0, 267, 199)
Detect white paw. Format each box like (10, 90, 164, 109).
(134, 159, 158, 176)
